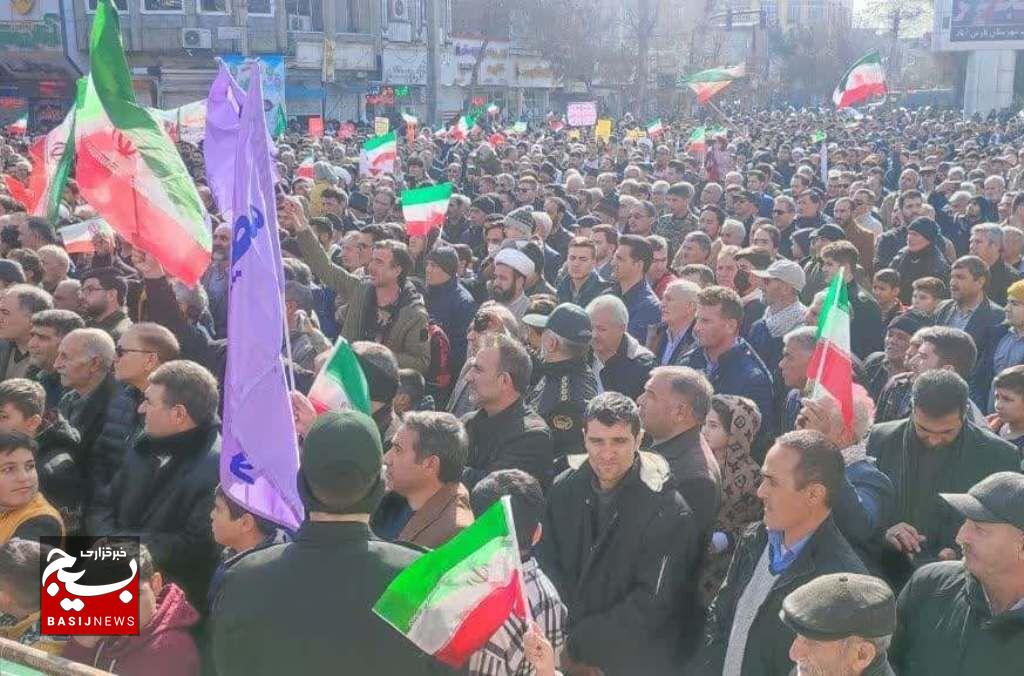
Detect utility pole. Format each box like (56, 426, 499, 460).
(426, 0, 439, 126)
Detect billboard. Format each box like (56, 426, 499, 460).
(222, 55, 286, 132)
(951, 0, 1024, 43)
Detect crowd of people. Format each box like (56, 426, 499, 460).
(0, 104, 1023, 675)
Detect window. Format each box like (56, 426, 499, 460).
(807, 1, 824, 21)
(142, 0, 183, 12)
(286, 0, 323, 31)
(199, 0, 229, 13)
(786, 0, 801, 24)
(249, 0, 273, 15)
(87, 0, 128, 11)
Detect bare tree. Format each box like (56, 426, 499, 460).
(857, 0, 932, 80)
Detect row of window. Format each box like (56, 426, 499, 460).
(87, 0, 282, 16)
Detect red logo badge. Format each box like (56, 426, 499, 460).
(39, 537, 140, 635)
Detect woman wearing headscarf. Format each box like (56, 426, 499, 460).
(697, 394, 763, 607)
(889, 217, 950, 304)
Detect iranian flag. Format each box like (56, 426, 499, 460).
(9, 96, 79, 221)
(6, 116, 26, 136)
(688, 126, 706, 155)
(402, 183, 452, 237)
(833, 52, 887, 109)
(307, 337, 372, 415)
(295, 156, 315, 180)
(487, 103, 499, 116)
(75, 0, 211, 286)
(679, 64, 746, 104)
(548, 116, 565, 133)
(374, 496, 527, 667)
(647, 118, 665, 137)
(806, 273, 853, 429)
(450, 115, 476, 142)
(59, 218, 115, 254)
(362, 131, 397, 176)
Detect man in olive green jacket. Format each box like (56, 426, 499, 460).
(287, 199, 430, 373)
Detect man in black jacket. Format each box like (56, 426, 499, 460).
(54, 328, 118, 514)
(213, 409, 442, 675)
(638, 365, 722, 534)
(88, 359, 221, 610)
(820, 241, 884, 360)
(463, 333, 553, 491)
(868, 370, 1021, 589)
(538, 392, 701, 675)
(935, 255, 1007, 408)
(890, 472, 1024, 676)
(693, 430, 868, 676)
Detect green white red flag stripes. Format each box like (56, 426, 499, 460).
(833, 51, 887, 109)
(6, 116, 26, 136)
(688, 126, 706, 154)
(295, 156, 315, 179)
(307, 337, 372, 415)
(76, 0, 211, 286)
(679, 64, 745, 104)
(374, 496, 527, 667)
(806, 273, 854, 429)
(402, 183, 453, 237)
(11, 89, 79, 222)
(362, 131, 397, 176)
(59, 218, 115, 254)
(450, 115, 476, 142)
(647, 119, 664, 137)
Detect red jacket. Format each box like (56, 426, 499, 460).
(63, 583, 200, 676)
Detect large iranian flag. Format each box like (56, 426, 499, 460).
(374, 496, 527, 667)
(307, 337, 371, 415)
(76, 0, 211, 286)
(679, 64, 745, 104)
(402, 183, 452, 237)
(833, 52, 887, 109)
(362, 131, 397, 176)
(806, 273, 853, 429)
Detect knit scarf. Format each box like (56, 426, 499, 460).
(764, 301, 807, 338)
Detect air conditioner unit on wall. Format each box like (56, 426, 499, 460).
(288, 15, 312, 31)
(181, 28, 212, 49)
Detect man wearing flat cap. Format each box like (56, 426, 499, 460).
(891, 472, 1024, 676)
(525, 303, 601, 470)
(213, 409, 442, 675)
(782, 573, 897, 676)
(81, 267, 133, 343)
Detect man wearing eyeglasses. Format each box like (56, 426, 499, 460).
(80, 268, 133, 343)
(772, 195, 798, 260)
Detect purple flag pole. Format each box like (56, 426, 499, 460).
(203, 60, 245, 223)
(220, 61, 304, 530)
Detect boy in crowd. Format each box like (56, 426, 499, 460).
(64, 543, 201, 675)
(208, 485, 285, 608)
(872, 268, 903, 325)
(990, 365, 1024, 454)
(910, 277, 947, 316)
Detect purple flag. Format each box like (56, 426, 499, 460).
(203, 60, 245, 223)
(220, 61, 304, 530)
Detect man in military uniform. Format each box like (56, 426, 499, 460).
(526, 303, 600, 472)
(656, 182, 699, 261)
(781, 573, 898, 676)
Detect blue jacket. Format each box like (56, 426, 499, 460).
(556, 271, 610, 309)
(425, 277, 478, 375)
(612, 279, 663, 343)
(679, 339, 776, 459)
(833, 457, 896, 572)
(745, 319, 784, 374)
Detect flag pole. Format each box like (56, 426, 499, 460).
(500, 496, 533, 625)
(281, 302, 297, 392)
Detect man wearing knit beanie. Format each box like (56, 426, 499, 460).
(425, 246, 477, 376)
(213, 409, 440, 675)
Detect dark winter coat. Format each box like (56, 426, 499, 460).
(87, 424, 221, 610)
(537, 453, 701, 675)
(462, 397, 554, 491)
